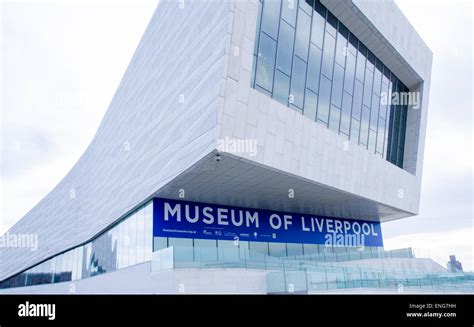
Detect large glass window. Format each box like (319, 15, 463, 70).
(360, 106, 370, 146)
(261, 0, 281, 39)
(144, 203, 153, 261)
(352, 80, 363, 120)
(0, 200, 155, 289)
(109, 227, 118, 270)
(136, 210, 145, 263)
(331, 63, 344, 108)
(311, 1, 326, 48)
(344, 52, 356, 94)
(54, 253, 63, 283)
(122, 217, 130, 267)
(276, 20, 295, 75)
(255, 33, 277, 92)
(76, 246, 83, 281)
(321, 31, 335, 78)
(325, 11, 337, 37)
(294, 9, 311, 60)
(329, 104, 341, 133)
(340, 92, 352, 135)
(252, 0, 410, 168)
(117, 221, 124, 269)
(317, 75, 331, 124)
(306, 44, 322, 92)
(303, 89, 318, 121)
(356, 46, 366, 82)
(273, 70, 290, 106)
(290, 56, 307, 110)
(281, 0, 297, 26)
(335, 24, 348, 67)
(363, 66, 373, 106)
(350, 119, 360, 145)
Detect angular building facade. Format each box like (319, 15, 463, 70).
(2, 0, 458, 294)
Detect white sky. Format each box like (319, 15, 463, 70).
(1, 0, 473, 271)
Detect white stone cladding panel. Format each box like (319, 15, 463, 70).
(0, 0, 232, 281)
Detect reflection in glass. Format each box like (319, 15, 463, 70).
(294, 9, 311, 60)
(312, 1, 326, 48)
(340, 92, 352, 135)
(122, 218, 130, 268)
(1, 201, 155, 289)
(321, 32, 335, 78)
(276, 20, 295, 75)
(261, 0, 281, 39)
(350, 119, 360, 142)
(273, 70, 290, 106)
(290, 56, 307, 109)
(303, 89, 318, 121)
(136, 210, 145, 263)
(331, 63, 344, 107)
(317, 76, 331, 124)
(335, 26, 348, 66)
(281, 0, 297, 26)
(344, 53, 356, 94)
(306, 45, 322, 92)
(144, 202, 153, 261)
(376, 117, 386, 155)
(363, 66, 373, 106)
(255, 33, 277, 92)
(129, 213, 137, 266)
(360, 106, 370, 145)
(329, 105, 341, 133)
(117, 221, 124, 269)
(368, 129, 377, 153)
(54, 254, 63, 283)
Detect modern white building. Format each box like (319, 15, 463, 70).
(3, 0, 469, 294)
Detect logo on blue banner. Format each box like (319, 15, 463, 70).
(153, 198, 383, 247)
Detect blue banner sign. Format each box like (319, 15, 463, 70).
(153, 198, 383, 247)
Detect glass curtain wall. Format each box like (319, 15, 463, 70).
(0, 201, 153, 289)
(252, 0, 409, 168)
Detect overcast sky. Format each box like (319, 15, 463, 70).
(1, 0, 472, 271)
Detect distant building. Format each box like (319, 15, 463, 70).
(447, 255, 463, 273)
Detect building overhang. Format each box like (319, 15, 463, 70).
(152, 150, 413, 223)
